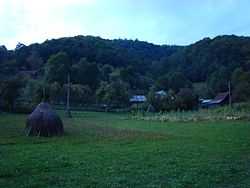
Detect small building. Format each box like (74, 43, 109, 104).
(155, 90, 167, 97)
(18, 70, 38, 79)
(129, 95, 147, 104)
(201, 92, 229, 108)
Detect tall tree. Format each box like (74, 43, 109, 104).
(157, 72, 192, 93)
(96, 81, 129, 107)
(0, 77, 23, 112)
(231, 68, 250, 101)
(72, 58, 100, 90)
(45, 52, 72, 117)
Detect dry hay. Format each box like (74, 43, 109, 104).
(25, 102, 64, 137)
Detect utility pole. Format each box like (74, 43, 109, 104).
(42, 80, 47, 102)
(228, 81, 232, 109)
(42, 87, 46, 102)
(66, 73, 72, 118)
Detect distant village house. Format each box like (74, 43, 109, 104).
(200, 92, 229, 108)
(129, 95, 147, 104)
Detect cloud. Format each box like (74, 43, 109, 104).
(1, 0, 250, 49)
(0, 0, 96, 49)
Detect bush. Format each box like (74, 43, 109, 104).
(176, 88, 198, 110)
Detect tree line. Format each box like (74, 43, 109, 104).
(0, 35, 250, 112)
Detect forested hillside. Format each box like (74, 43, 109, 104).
(1, 35, 250, 111)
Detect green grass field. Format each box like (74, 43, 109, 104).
(0, 111, 250, 188)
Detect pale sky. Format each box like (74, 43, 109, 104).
(1, 0, 250, 49)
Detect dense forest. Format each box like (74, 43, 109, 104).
(1, 35, 250, 112)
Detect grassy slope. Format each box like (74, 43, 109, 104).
(0, 112, 250, 188)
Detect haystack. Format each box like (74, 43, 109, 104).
(25, 102, 64, 137)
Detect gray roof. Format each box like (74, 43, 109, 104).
(130, 95, 147, 103)
(201, 92, 229, 106)
(155, 90, 167, 96)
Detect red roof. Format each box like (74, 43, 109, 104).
(212, 92, 229, 104)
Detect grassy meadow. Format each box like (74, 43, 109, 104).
(0, 111, 250, 187)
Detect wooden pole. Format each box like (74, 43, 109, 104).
(228, 81, 232, 109)
(66, 73, 72, 118)
(42, 87, 46, 102)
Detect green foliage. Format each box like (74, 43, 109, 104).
(157, 72, 192, 93)
(148, 87, 197, 112)
(49, 82, 63, 104)
(95, 81, 109, 103)
(193, 82, 213, 98)
(96, 81, 129, 107)
(0, 59, 18, 77)
(0, 45, 8, 63)
(72, 58, 100, 90)
(67, 84, 92, 105)
(120, 66, 138, 88)
(163, 35, 250, 83)
(45, 52, 71, 85)
(175, 88, 198, 110)
(231, 68, 250, 102)
(147, 86, 171, 111)
(207, 67, 230, 94)
(2, 35, 250, 107)
(22, 79, 44, 104)
(99, 64, 114, 82)
(26, 50, 44, 70)
(0, 77, 24, 111)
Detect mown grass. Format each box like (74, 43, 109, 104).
(0, 111, 250, 187)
